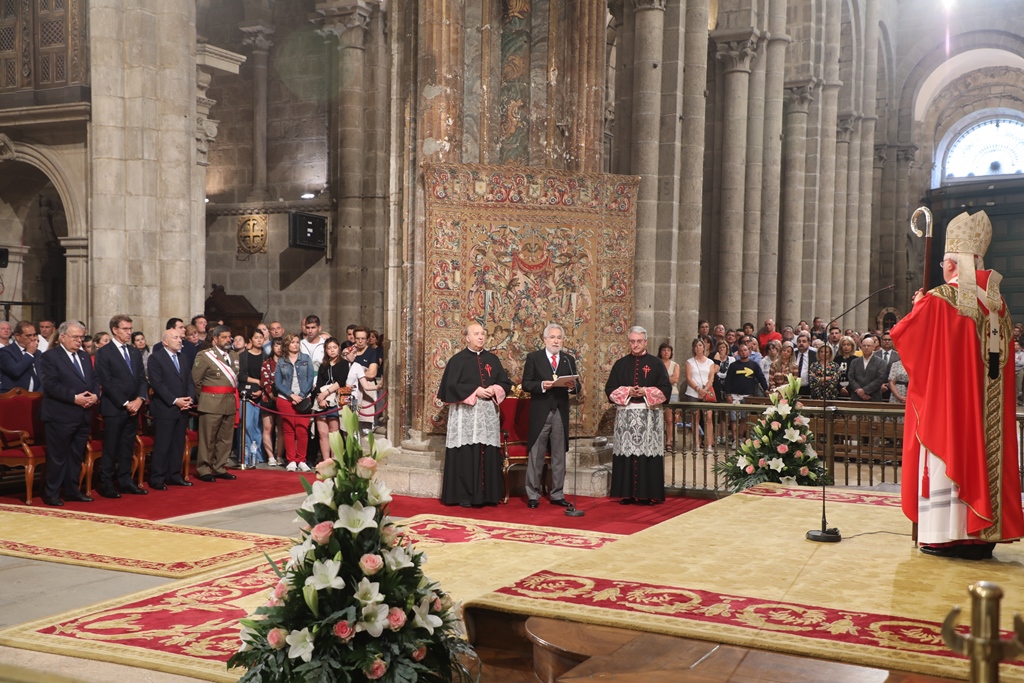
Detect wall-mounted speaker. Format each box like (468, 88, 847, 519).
(288, 212, 328, 250)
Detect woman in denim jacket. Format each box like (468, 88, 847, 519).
(274, 333, 315, 471)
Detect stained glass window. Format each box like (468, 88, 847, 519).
(944, 118, 1024, 180)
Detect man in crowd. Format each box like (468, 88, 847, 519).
(192, 324, 239, 482)
(892, 209, 1023, 560)
(521, 323, 579, 509)
(724, 341, 768, 447)
(877, 332, 900, 400)
(38, 321, 97, 505)
(0, 321, 41, 391)
(341, 324, 357, 351)
(263, 320, 285, 355)
(826, 325, 842, 357)
(758, 318, 782, 350)
(604, 326, 672, 505)
(300, 314, 328, 370)
(153, 318, 197, 369)
(0, 320, 11, 347)
(94, 314, 149, 498)
(37, 319, 55, 352)
(781, 325, 796, 344)
(191, 314, 208, 343)
(847, 335, 886, 402)
(712, 324, 726, 345)
(810, 317, 827, 342)
(794, 331, 816, 396)
(436, 322, 511, 507)
(147, 328, 195, 489)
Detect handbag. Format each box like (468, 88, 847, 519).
(696, 359, 716, 402)
(294, 397, 313, 414)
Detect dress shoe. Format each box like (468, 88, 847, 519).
(122, 483, 148, 495)
(550, 498, 570, 507)
(149, 483, 168, 491)
(214, 472, 237, 480)
(458, 501, 473, 508)
(43, 496, 64, 506)
(636, 499, 656, 506)
(197, 473, 217, 483)
(97, 487, 121, 499)
(167, 478, 193, 487)
(921, 543, 994, 561)
(619, 497, 635, 505)
(65, 491, 93, 503)
(527, 499, 539, 509)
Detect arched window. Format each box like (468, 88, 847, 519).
(944, 118, 1024, 181)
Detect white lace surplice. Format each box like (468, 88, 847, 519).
(446, 400, 501, 449)
(917, 445, 970, 544)
(612, 404, 664, 457)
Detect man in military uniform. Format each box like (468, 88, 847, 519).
(192, 325, 239, 482)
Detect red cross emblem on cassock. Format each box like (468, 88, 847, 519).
(484, 363, 492, 377)
(642, 364, 650, 378)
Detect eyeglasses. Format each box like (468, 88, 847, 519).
(66, 335, 85, 341)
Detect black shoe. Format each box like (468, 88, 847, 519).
(97, 487, 121, 499)
(919, 544, 983, 559)
(637, 498, 655, 506)
(149, 483, 168, 491)
(214, 472, 237, 480)
(619, 497, 635, 505)
(527, 499, 539, 509)
(43, 496, 64, 506)
(458, 501, 473, 508)
(550, 498, 570, 507)
(167, 478, 193, 487)
(197, 473, 216, 482)
(65, 491, 93, 503)
(122, 483, 148, 495)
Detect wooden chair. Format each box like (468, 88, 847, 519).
(499, 394, 549, 504)
(79, 412, 105, 494)
(183, 426, 198, 481)
(0, 389, 46, 504)
(132, 402, 156, 486)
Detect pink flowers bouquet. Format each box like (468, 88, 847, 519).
(228, 407, 476, 682)
(713, 375, 828, 491)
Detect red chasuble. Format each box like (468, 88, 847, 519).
(891, 272, 1024, 541)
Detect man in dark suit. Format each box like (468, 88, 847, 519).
(793, 331, 817, 396)
(847, 335, 888, 402)
(877, 332, 900, 400)
(152, 318, 198, 371)
(94, 314, 149, 498)
(38, 321, 98, 506)
(147, 328, 196, 489)
(520, 323, 580, 509)
(0, 321, 42, 391)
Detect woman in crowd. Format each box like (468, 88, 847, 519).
(184, 324, 200, 347)
(769, 341, 796, 391)
(888, 358, 909, 405)
(368, 330, 385, 375)
(274, 333, 315, 472)
(760, 339, 780, 378)
(131, 331, 151, 371)
(834, 336, 858, 398)
(232, 335, 247, 354)
(260, 337, 284, 466)
(711, 339, 732, 445)
(314, 337, 349, 459)
(809, 343, 840, 400)
(659, 342, 681, 402)
(681, 338, 717, 452)
(237, 328, 266, 468)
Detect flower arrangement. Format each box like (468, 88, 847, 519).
(713, 375, 828, 492)
(228, 407, 476, 683)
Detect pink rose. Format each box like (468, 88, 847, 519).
(267, 628, 288, 649)
(794, 450, 803, 459)
(265, 597, 282, 608)
(799, 466, 809, 476)
(356, 457, 378, 479)
(315, 457, 338, 479)
(360, 553, 384, 575)
(333, 620, 355, 642)
(753, 439, 761, 447)
(432, 597, 443, 612)
(745, 465, 755, 474)
(365, 658, 387, 680)
(770, 421, 781, 430)
(796, 402, 805, 409)
(799, 434, 806, 443)
(380, 524, 399, 547)
(779, 399, 788, 405)
(758, 458, 766, 467)
(387, 606, 407, 631)
(411, 645, 427, 662)
(273, 579, 289, 600)
(777, 444, 789, 454)
(311, 520, 334, 545)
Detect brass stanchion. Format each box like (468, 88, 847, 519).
(942, 581, 1024, 682)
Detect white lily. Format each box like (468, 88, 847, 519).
(411, 595, 444, 635)
(285, 628, 315, 662)
(775, 403, 792, 418)
(735, 455, 751, 471)
(370, 435, 398, 460)
(336, 501, 377, 534)
(354, 577, 385, 606)
(300, 479, 337, 512)
(762, 406, 777, 418)
(384, 544, 415, 572)
(780, 476, 797, 485)
(367, 478, 393, 506)
(784, 427, 801, 442)
(305, 558, 346, 591)
(794, 414, 810, 426)
(238, 623, 258, 652)
(356, 602, 390, 638)
(768, 457, 785, 472)
(287, 539, 314, 569)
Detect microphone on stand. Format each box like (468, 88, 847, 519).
(807, 284, 894, 544)
(563, 352, 584, 518)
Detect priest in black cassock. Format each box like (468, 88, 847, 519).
(604, 325, 672, 505)
(436, 323, 512, 507)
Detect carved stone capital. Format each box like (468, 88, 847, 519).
(837, 115, 858, 142)
(897, 145, 919, 165)
(874, 144, 888, 168)
(240, 23, 275, 52)
(0, 133, 16, 162)
(713, 34, 759, 74)
(783, 81, 816, 114)
(608, 0, 625, 24)
(631, 0, 666, 10)
(312, 0, 375, 45)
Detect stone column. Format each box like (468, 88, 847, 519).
(830, 116, 852, 317)
(757, 0, 790, 322)
(610, 0, 634, 175)
(630, 0, 666, 331)
(315, 0, 374, 330)
(877, 143, 897, 309)
(812, 0, 842, 319)
(741, 36, 767, 325)
(59, 236, 89, 319)
(674, 0, 709, 351)
(713, 31, 758, 327)
(779, 83, 813, 326)
(871, 144, 886, 310)
(239, 24, 273, 201)
(843, 121, 862, 315)
(893, 145, 917, 310)
(854, 0, 880, 332)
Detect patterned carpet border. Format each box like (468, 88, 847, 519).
(398, 514, 622, 549)
(739, 483, 903, 507)
(0, 504, 291, 578)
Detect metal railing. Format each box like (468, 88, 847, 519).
(661, 399, 1024, 497)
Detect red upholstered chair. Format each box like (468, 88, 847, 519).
(499, 394, 548, 504)
(132, 402, 156, 487)
(0, 389, 46, 504)
(183, 427, 198, 481)
(0, 427, 46, 504)
(80, 412, 105, 494)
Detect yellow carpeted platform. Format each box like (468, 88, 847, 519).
(0, 504, 292, 578)
(469, 484, 1024, 681)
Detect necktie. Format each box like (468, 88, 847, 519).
(171, 352, 181, 374)
(884, 351, 889, 364)
(25, 351, 37, 390)
(798, 353, 804, 377)
(72, 352, 85, 379)
(550, 355, 558, 371)
(121, 344, 133, 371)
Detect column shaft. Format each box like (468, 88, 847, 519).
(830, 118, 852, 317)
(813, 0, 842, 318)
(843, 124, 862, 315)
(779, 85, 811, 326)
(893, 147, 916, 310)
(855, 0, 881, 331)
(741, 38, 767, 325)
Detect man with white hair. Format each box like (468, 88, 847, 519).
(603, 326, 672, 505)
(0, 320, 12, 347)
(892, 209, 1024, 560)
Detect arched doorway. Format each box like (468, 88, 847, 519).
(0, 160, 67, 325)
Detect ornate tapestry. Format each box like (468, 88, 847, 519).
(423, 164, 639, 435)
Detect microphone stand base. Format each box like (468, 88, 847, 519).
(565, 507, 585, 518)
(806, 529, 842, 543)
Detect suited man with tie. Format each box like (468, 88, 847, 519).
(520, 323, 580, 508)
(147, 328, 196, 489)
(0, 321, 42, 391)
(38, 321, 98, 505)
(793, 331, 817, 396)
(847, 335, 889, 402)
(152, 318, 198, 371)
(877, 332, 900, 400)
(94, 314, 149, 498)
